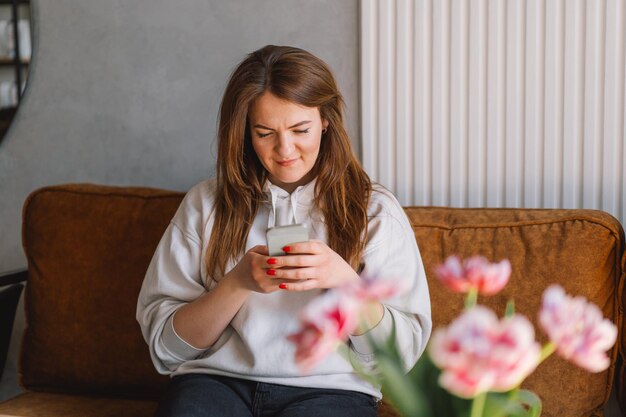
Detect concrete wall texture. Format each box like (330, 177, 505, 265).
(0, 0, 359, 401)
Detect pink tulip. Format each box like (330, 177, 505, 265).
(429, 306, 541, 398)
(539, 285, 617, 372)
(288, 291, 360, 372)
(435, 255, 511, 295)
(287, 322, 338, 373)
(288, 276, 410, 372)
(345, 275, 411, 302)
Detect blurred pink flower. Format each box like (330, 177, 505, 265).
(345, 275, 411, 302)
(429, 306, 541, 398)
(288, 291, 360, 372)
(539, 285, 617, 372)
(288, 276, 410, 372)
(435, 256, 511, 295)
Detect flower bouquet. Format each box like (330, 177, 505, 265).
(288, 256, 618, 417)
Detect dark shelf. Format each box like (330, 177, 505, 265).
(0, 107, 17, 122)
(0, 0, 28, 146)
(0, 106, 16, 139)
(0, 59, 28, 66)
(0, 106, 17, 115)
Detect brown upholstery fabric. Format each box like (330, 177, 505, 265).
(375, 401, 401, 417)
(6, 184, 623, 417)
(20, 184, 183, 397)
(0, 392, 157, 417)
(405, 207, 623, 417)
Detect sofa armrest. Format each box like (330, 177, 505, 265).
(0, 269, 27, 382)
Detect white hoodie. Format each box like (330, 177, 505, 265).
(136, 178, 431, 398)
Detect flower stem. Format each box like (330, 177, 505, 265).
(470, 392, 487, 417)
(465, 287, 478, 309)
(505, 299, 515, 318)
(539, 341, 556, 365)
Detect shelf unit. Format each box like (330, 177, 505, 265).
(0, 0, 29, 141)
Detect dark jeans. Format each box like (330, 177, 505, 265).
(155, 373, 378, 417)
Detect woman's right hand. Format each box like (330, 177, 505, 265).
(227, 245, 280, 293)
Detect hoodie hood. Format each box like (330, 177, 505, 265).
(263, 179, 317, 229)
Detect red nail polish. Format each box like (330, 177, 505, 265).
(279, 283, 288, 289)
(267, 269, 276, 276)
(267, 258, 278, 265)
(282, 246, 291, 253)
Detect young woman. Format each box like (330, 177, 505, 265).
(137, 45, 431, 417)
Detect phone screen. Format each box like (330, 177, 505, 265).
(266, 224, 309, 256)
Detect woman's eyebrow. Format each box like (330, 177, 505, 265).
(288, 120, 312, 129)
(253, 120, 312, 130)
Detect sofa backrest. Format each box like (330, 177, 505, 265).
(20, 184, 625, 417)
(405, 207, 624, 417)
(21, 184, 183, 398)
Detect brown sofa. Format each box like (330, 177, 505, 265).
(0, 183, 624, 417)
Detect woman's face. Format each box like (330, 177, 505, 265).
(249, 92, 328, 193)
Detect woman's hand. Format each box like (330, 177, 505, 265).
(227, 245, 283, 293)
(265, 240, 360, 291)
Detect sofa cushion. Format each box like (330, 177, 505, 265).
(0, 392, 406, 417)
(0, 392, 157, 417)
(405, 207, 623, 417)
(21, 184, 184, 398)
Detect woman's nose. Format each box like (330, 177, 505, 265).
(276, 133, 294, 156)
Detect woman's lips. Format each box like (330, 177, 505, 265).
(277, 158, 299, 167)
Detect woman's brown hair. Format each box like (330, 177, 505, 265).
(207, 45, 372, 278)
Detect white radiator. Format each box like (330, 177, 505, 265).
(360, 0, 626, 223)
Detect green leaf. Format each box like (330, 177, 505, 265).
(484, 389, 542, 417)
(515, 389, 542, 417)
(350, 358, 382, 387)
(406, 354, 471, 417)
(482, 391, 515, 417)
(378, 354, 433, 417)
(338, 344, 382, 387)
(363, 332, 435, 417)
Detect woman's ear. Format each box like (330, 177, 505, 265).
(322, 119, 329, 130)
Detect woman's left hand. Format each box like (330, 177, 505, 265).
(265, 240, 360, 291)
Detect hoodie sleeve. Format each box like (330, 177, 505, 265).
(348, 188, 432, 372)
(136, 183, 212, 374)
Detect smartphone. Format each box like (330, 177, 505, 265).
(266, 224, 309, 256)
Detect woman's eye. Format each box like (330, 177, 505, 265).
(256, 132, 272, 138)
(294, 129, 310, 134)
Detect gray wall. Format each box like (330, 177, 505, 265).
(0, 0, 359, 401)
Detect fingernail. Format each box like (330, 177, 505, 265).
(267, 258, 278, 265)
(266, 269, 276, 276)
(282, 246, 291, 253)
(279, 283, 288, 289)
